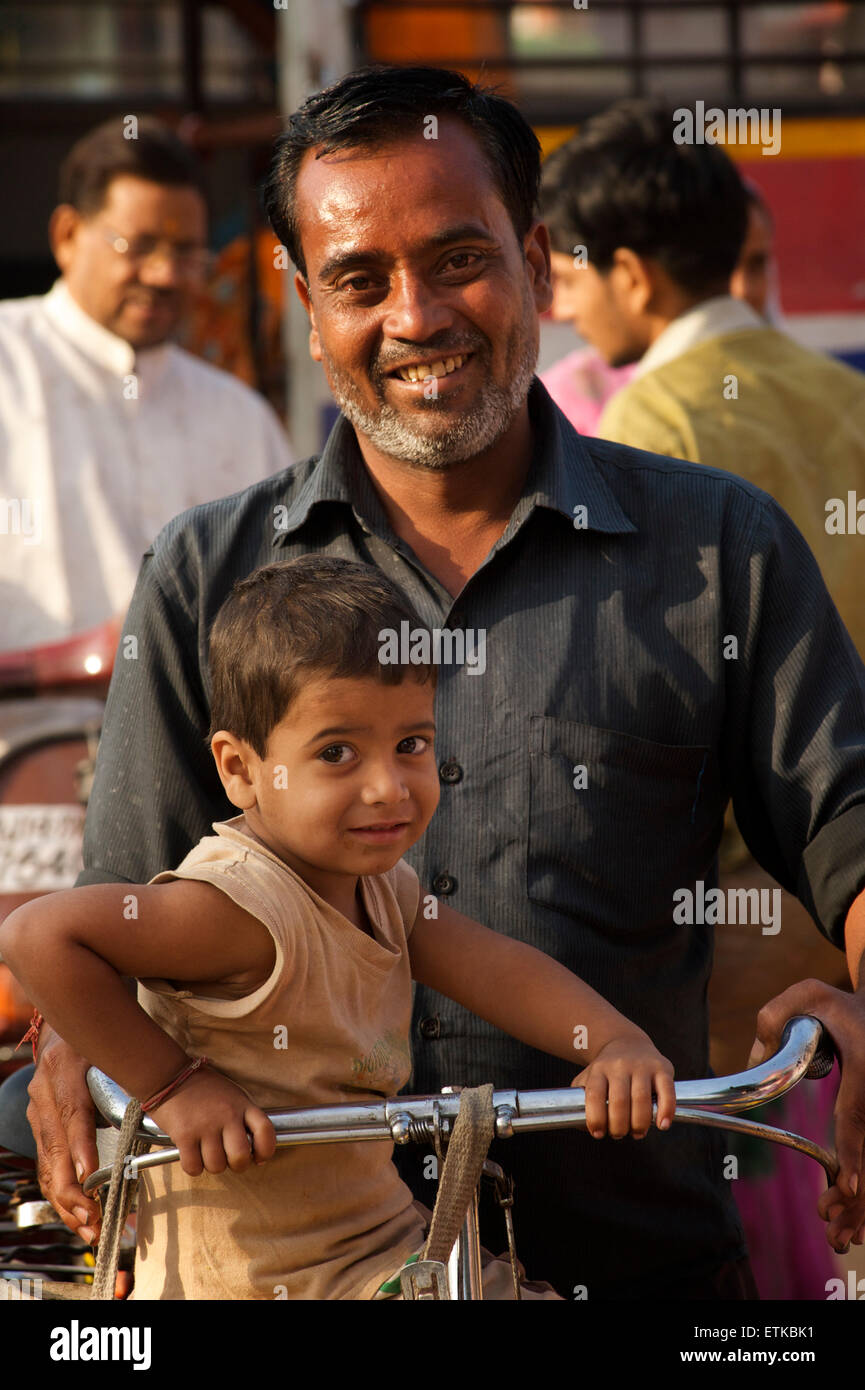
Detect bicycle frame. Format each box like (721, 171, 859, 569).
(84, 1014, 837, 1300)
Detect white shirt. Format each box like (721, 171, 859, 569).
(0, 281, 294, 652)
(634, 295, 765, 379)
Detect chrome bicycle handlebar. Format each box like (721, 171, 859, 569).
(82, 1014, 838, 1194)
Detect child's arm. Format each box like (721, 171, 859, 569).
(408, 902, 675, 1140)
(0, 882, 278, 1175)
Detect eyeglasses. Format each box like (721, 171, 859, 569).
(98, 227, 215, 277)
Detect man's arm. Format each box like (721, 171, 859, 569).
(28, 533, 231, 1236)
(747, 923, 865, 1251)
(724, 497, 865, 1248)
(79, 542, 228, 885)
(844, 887, 865, 990)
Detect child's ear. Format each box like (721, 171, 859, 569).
(211, 731, 258, 810)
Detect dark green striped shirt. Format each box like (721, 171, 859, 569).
(80, 379, 865, 1295)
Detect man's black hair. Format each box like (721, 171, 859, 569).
(261, 64, 542, 279)
(539, 100, 748, 295)
(59, 116, 206, 214)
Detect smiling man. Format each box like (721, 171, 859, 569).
(17, 66, 865, 1301)
(0, 118, 292, 651)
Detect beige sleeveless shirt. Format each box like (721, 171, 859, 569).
(131, 814, 427, 1300)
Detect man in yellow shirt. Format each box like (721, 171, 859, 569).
(540, 100, 865, 1298)
(539, 100, 865, 657)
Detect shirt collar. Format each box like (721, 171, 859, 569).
(273, 377, 636, 547)
(42, 278, 170, 379)
(271, 411, 387, 545)
(634, 294, 765, 379)
(506, 377, 637, 537)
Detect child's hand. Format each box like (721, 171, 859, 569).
(817, 1180, 865, 1254)
(571, 1032, 676, 1140)
(149, 1067, 277, 1177)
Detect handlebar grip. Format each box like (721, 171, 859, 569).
(804, 1019, 836, 1079)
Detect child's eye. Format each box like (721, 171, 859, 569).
(397, 735, 430, 755)
(319, 744, 355, 765)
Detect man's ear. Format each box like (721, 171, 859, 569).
(524, 220, 553, 314)
(48, 205, 80, 274)
(294, 270, 322, 362)
(610, 247, 655, 314)
(210, 731, 258, 811)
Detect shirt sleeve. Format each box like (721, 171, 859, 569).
(76, 541, 231, 887)
(722, 492, 865, 948)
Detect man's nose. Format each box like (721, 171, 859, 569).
(381, 273, 454, 341)
(550, 281, 577, 324)
(137, 254, 184, 290)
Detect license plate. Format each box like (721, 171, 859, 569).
(0, 805, 85, 893)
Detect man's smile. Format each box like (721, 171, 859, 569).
(381, 352, 478, 398)
(387, 352, 471, 383)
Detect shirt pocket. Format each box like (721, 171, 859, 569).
(527, 715, 719, 931)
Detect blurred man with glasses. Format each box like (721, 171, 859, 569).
(0, 118, 292, 653)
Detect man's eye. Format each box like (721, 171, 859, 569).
(338, 274, 376, 293)
(397, 736, 430, 755)
(319, 744, 354, 764)
(441, 251, 483, 276)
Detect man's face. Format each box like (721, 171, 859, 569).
(292, 119, 552, 469)
(51, 175, 208, 349)
(549, 250, 647, 367)
(729, 202, 773, 318)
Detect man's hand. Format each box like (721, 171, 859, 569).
(748, 979, 865, 1251)
(26, 1026, 102, 1244)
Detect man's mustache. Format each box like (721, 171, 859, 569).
(124, 289, 182, 305)
(372, 338, 487, 381)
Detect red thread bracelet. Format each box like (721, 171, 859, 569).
(17, 1009, 44, 1064)
(142, 1056, 210, 1112)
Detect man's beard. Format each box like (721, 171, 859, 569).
(321, 303, 538, 470)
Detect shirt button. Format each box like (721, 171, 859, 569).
(439, 759, 463, 784)
(418, 1016, 441, 1040)
(432, 873, 457, 896)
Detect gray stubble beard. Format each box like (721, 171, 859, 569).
(321, 306, 538, 470)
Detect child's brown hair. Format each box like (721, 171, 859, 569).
(207, 556, 437, 756)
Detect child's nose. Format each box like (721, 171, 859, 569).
(360, 762, 409, 803)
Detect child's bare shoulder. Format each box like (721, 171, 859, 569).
(120, 878, 277, 990)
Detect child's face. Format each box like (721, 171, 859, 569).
(218, 673, 440, 882)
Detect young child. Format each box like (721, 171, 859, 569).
(1, 556, 676, 1300)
